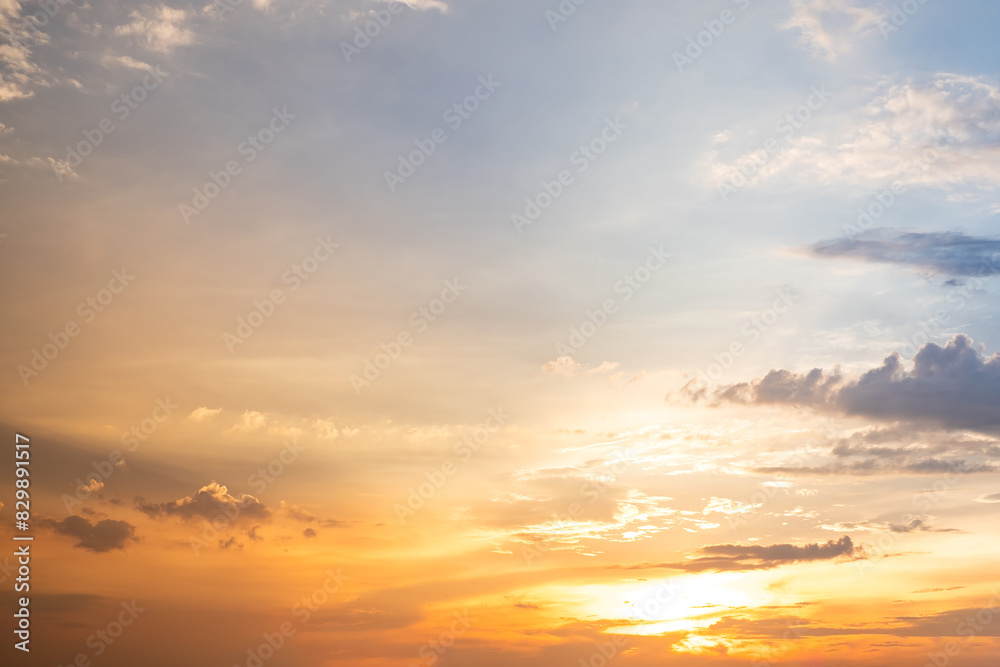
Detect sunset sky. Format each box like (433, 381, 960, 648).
(2, 0, 1000, 665)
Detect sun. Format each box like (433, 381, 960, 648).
(598, 572, 759, 636)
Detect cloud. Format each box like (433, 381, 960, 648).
(613, 536, 856, 572)
(187, 406, 222, 421)
(542, 356, 619, 378)
(279, 501, 345, 527)
(0, 3, 55, 101)
(100, 54, 153, 71)
(389, 0, 448, 12)
(754, 458, 994, 478)
(810, 229, 1000, 277)
(80, 478, 105, 494)
(702, 497, 760, 515)
(312, 418, 339, 439)
(479, 472, 680, 555)
(227, 409, 266, 432)
(219, 536, 241, 550)
(114, 5, 194, 53)
(39, 515, 138, 552)
(975, 493, 1000, 503)
(137, 481, 270, 523)
(821, 516, 960, 533)
(707, 74, 1000, 194)
(781, 0, 884, 61)
(761, 426, 1000, 477)
(703, 335, 1000, 434)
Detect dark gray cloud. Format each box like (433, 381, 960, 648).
(756, 459, 994, 476)
(709, 335, 1000, 434)
(810, 229, 1000, 277)
(717, 367, 843, 406)
(39, 515, 137, 552)
(611, 536, 855, 572)
(136, 481, 270, 523)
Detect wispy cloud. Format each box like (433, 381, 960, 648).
(781, 0, 885, 61)
(809, 229, 1000, 277)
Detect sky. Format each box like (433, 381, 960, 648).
(1, 0, 1000, 665)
